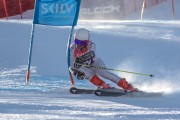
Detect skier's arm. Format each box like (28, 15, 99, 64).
(74, 42, 96, 67)
(79, 42, 96, 62)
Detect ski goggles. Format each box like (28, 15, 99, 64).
(74, 39, 86, 45)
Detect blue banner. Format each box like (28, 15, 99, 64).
(33, 0, 80, 26)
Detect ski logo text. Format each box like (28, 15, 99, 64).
(41, 3, 74, 14)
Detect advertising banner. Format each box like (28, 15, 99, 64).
(34, 0, 80, 26)
(79, 0, 125, 20)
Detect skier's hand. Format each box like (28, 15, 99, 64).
(73, 70, 85, 80)
(74, 57, 84, 68)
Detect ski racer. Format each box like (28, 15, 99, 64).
(69, 28, 138, 92)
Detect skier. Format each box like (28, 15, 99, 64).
(69, 28, 138, 92)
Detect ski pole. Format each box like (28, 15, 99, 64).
(81, 64, 154, 77)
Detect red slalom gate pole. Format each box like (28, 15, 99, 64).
(2, 0, 8, 19)
(18, 0, 23, 19)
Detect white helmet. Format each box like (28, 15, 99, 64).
(74, 28, 90, 41)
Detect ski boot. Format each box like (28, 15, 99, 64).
(118, 78, 139, 92)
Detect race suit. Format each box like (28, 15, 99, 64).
(69, 40, 121, 84)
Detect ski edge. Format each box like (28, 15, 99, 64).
(94, 89, 163, 97)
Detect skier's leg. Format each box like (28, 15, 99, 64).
(75, 66, 110, 89)
(92, 59, 138, 91)
(91, 58, 121, 83)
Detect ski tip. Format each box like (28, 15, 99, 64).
(150, 74, 154, 77)
(70, 87, 77, 94)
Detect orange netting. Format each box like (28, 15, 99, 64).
(0, 0, 168, 19)
(0, 0, 34, 18)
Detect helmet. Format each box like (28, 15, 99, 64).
(74, 28, 90, 41)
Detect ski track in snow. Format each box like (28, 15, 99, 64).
(0, 91, 180, 120)
(0, 87, 180, 120)
(0, 65, 180, 120)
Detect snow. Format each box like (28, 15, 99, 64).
(1, 1, 180, 120)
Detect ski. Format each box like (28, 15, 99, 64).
(70, 87, 162, 97)
(94, 88, 126, 97)
(70, 87, 95, 94)
(94, 88, 162, 97)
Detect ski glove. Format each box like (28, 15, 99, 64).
(69, 67, 85, 80)
(74, 51, 95, 68)
(74, 57, 84, 68)
(73, 70, 85, 80)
